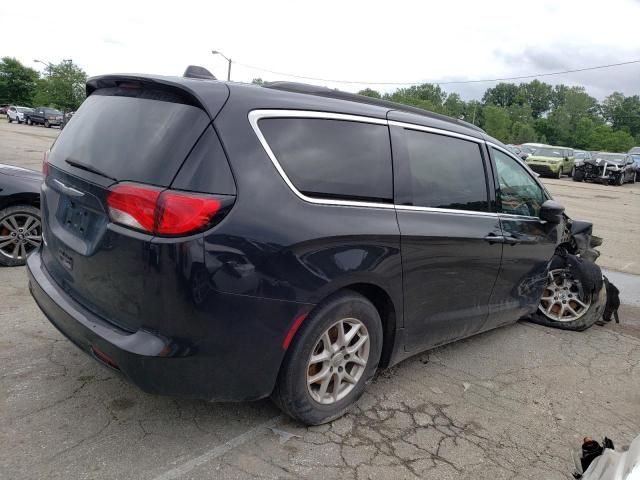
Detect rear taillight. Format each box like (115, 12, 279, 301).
(107, 183, 229, 236)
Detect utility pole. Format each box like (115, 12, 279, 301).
(211, 50, 232, 81)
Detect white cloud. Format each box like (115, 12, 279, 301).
(2, 0, 639, 99)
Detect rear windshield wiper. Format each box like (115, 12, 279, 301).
(65, 159, 117, 181)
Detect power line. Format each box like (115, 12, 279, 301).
(234, 59, 640, 86)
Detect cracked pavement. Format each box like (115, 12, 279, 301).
(1, 266, 639, 480)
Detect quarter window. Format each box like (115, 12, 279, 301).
(403, 129, 489, 211)
(492, 148, 546, 217)
(259, 117, 392, 201)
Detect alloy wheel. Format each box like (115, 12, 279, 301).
(307, 318, 370, 405)
(538, 269, 591, 322)
(0, 212, 42, 261)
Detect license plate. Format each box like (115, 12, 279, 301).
(62, 200, 91, 237)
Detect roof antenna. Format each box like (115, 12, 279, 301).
(183, 65, 217, 80)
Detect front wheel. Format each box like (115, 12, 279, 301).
(7, 116, 12, 123)
(272, 291, 382, 425)
(569, 166, 575, 178)
(614, 174, 624, 186)
(44, 120, 50, 128)
(529, 269, 606, 331)
(632, 171, 637, 184)
(555, 168, 562, 179)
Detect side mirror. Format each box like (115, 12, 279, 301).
(539, 200, 565, 224)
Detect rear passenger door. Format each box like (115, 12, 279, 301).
(390, 120, 503, 351)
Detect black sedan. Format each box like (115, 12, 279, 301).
(573, 152, 637, 185)
(0, 164, 42, 266)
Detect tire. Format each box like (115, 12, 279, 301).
(7, 116, 12, 123)
(569, 166, 575, 178)
(573, 170, 585, 182)
(555, 168, 562, 179)
(44, 120, 50, 128)
(615, 174, 624, 186)
(0, 205, 42, 267)
(272, 291, 383, 425)
(632, 171, 637, 184)
(528, 269, 606, 331)
(26, 117, 31, 125)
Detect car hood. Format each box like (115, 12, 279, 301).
(0, 164, 43, 181)
(586, 158, 624, 166)
(528, 155, 563, 162)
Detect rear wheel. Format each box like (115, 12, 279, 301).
(272, 291, 382, 425)
(0, 205, 42, 267)
(529, 269, 605, 331)
(44, 120, 50, 128)
(632, 171, 637, 184)
(569, 166, 575, 178)
(7, 116, 12, 123)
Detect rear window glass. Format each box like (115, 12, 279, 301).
(49, 94, 210, 186)
(404, 129, 488, 212)
(259, 118, 392, 202)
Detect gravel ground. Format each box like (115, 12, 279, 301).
(1, 118, 638, 479)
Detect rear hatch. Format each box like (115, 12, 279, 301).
(40, 77, 231, 332)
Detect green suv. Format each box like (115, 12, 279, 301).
(525, 146, 575, 178)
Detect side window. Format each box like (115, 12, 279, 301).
(259, 117, 392, 201)
(492, 148, 546, 217)
(404, 129, 488, 212)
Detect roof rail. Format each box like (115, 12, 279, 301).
(262, 81, 485, 133)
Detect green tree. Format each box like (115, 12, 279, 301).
(0, 57, 39, 105)
(483, 105, 511, 142)
(574, 117, 595, 149)
(463, 100, 483, 126)
(511, 122, 537, 144)
(384, 83, 447, 113)
(587, 125, 635, 152)
(251, 78, 265, 85)
(443, 93, 465, 119)
(357, 88, 381, 99)
(518, 80, 552, 118)
(602, 92, 640, 138)
(34, 60, 87, 111)
(482, 82, 520, 108)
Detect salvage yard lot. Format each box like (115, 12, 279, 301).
(1, 119, 639, 479)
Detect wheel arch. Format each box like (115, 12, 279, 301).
(0, 192, 40, 211)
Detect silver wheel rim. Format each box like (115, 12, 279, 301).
(538, 269, 591, 322)
(307, 318, 370, 405)
(0, 212, 41, 261)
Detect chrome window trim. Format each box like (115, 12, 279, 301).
(249, 109, 506, 218)
(395, 204, 497, 217)
(248, 110, 394, 209)
(389, 120, 485, 144)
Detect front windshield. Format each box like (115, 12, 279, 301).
(598, 153, 626, 162)
(16, 107, 30, 113)
(575, 151, 587, 159)
(631, 154, 640, 163)
(44, 108, 62, 115)
(533, 147, 564, 158)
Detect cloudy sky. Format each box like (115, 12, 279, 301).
(3, 0, 640, 100)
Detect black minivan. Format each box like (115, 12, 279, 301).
(27, 74, 601, 424)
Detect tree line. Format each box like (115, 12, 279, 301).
(356, 80, 639, 152)
(0, 57, 87, 112)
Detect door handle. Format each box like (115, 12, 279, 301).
(483, 234, 505, 245)
(483, 234, 521, 245)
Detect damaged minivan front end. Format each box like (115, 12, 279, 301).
(528, 216, 619, 331)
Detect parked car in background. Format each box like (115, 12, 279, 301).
(628, 146, 640, 155)
(525, 146, 575, 178)
(0, 164, 42, 266)
(520, 145, 538, 159)
(574, 152, 637, 185)
(26, 107, 63, 127)
(27, 73, 606, 425)
(573, 150, 592, 168)
(506, 144, 529, 160)
(0, 105, 9, 115)
(629, 151, 640, 173)
(6, 106, 33, 124)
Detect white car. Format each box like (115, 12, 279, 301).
(6, 106, 33, 124)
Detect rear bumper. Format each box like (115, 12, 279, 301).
(27, 251, 310, 401)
